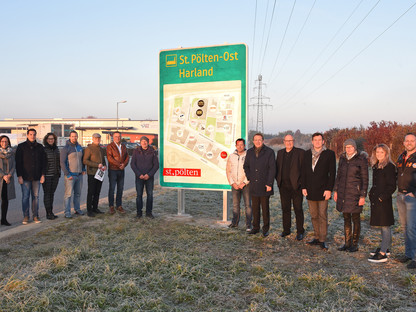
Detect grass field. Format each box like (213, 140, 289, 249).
(0, 185, 415, 311)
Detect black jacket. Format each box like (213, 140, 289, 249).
(276, 147, 304, 190)
(44, 143, 61, 177)
(397, 151, 416, 195)
(243, 144, 276, 197)
(15, 139, 47, 181)
(302, 148, 336, 201)
(334, 152, 369, 213)
(131, 146, 159, 178)
(369, 162, 396, 226)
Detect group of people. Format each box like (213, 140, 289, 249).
(0, 129, 159, 226)
(1, 129, 415, 269)
(226, 132, 416, 268)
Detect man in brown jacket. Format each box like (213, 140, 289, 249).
(83, 133, 107, 217)
(106, 131, 129, 214)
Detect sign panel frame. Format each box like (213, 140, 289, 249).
(159, 43, 247, 190)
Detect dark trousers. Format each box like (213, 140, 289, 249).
(42, 175, 59, 215)
(108, 169, 125, 207)
(343, 212, 361, 247)
(87, 175, 103, 212)
(1, 181, 8, 222)
(135, 176, 154, 216)
(279, 186, 304, 234)
(252, 195, 270, 233)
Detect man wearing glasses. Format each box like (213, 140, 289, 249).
(276, 134, 305, 241)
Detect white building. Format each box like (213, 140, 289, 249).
(0, 118, 158, 146)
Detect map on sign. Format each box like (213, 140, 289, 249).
(163, 81, 241, 185)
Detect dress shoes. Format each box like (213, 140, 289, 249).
(295, 233, 304, 241)
(109, 206, 116, 214)
(146, 213, 155, 219)
(248, 229, 259, 235)
(396, 255, 412, 263)
(407, 260, 416, 269)
(228, 223, 238, 228)
(307, 238, 320, 245)
(280, 232, 290, 238)
(1, 220, 11, 226)
(117, 206, 126, 214)
(93, 209, 104, 214)
(320, 242, 328, 250)
(87, 211, 96, 217)
(348, 246, 359, 252)
(337, 245, 350, 251)
(262, 231, 269, 238)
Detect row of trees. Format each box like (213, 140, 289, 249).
(324, 121, 416, 161)
(249, 121, 415, 162)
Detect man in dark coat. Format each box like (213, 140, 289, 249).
(244, 133, 276, 237)
(15, 128, 46, 224)
(276, 134, 305, 240)
(131, 136, 159, 219)
(302, 132, 336, 250)
(333, 139, 369, 252)
(396, 133, 416, 269)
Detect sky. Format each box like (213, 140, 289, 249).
(1, 0, 415, 134)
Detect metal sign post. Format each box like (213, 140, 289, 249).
(178, 189, 185, 215)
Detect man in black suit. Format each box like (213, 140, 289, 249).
(276, 134, 305, 241)
(302, 132, 336, 250)
(244, 133, 276, 237)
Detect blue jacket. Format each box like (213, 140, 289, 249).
(131, 146, 159, 177)
(60, 140, 85, 177)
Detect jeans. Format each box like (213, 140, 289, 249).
(108, 169, 125, 207)
(87, 175, 103, 212)
(231, 185, 252, 228)
(21, 180, 40, 219)
(308, 200, 328, 242)
(380, 226, 392, 254)
(135, 176, 154, 216)
(397, 193, 416, 260)
(279, 186, 304, 234)
(64, 174, 83, 217)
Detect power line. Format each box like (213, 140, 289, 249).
(276, 0, 365, 100)
(256, 0, 271, 74)
(287, 1, 416, 109)
(267, 0, 297, 83)
(250, 0, 258, 90)
(281, 0, 381, 107)
(259, 0, 279, 73)
(269, 0, 317, 83)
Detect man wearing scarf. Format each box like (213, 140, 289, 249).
(302, 132, 336, 250)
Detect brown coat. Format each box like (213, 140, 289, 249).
(83, 144, 107, 175)
(106, 142, 129, 171)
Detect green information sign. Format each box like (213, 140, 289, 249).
(159, 43, 247, 190)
